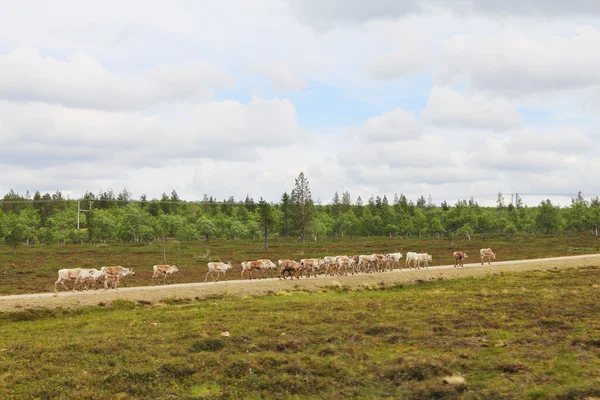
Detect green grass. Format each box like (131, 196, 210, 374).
(1, 233, 599, 295)
(1, 268, 600, 399)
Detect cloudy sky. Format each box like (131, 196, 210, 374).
(1, 0, 599, 206)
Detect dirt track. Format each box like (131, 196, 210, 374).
(2, 254, 600, 312)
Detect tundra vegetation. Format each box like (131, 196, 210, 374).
(0, 233, 599, 295)
(0, 268, 599, 399)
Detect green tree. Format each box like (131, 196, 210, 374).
(160, 193, 171, 214)
(589, 197, 600, 237)
(411, 207, 427, 236)
(92, 209, 117, 242)
(456, 223, 474, 240)
(147, 200, 161, 217)
(515, 193, 523, 209)
(2, 189, 28, 213)
(197, 217, 217, 241)
(496, 192, 506, 211)
(429, 218, 444, 239)
(221, 196, 236, 216)
(5, 214, 30, 253)
(341, 191, 352, 214)
(334, 211, 359, 237)
(279, 192, 293, 238)
(290, 172, 314, 242)
(0, 210, 6, 241)
(140, 193, 147, 209)
(568, 191, 589, 232)
(331, 191, 341, 217)
(367, 195, 377, 215)
(117, 204, 156, 242)
(535, 199, 562, 234)
(258, 198, 276, 249)
(159, 214, 186, 240)
(244, 195, 256, 212)
(307, 218, 327, 241)
(361, 208, 383, 236)
(177, 224, 200, 241)
(116, 187, 131, 207)
(504, 222, 518, 238)
(97, 189, 116, 209)
(354, 196, 364, 218)
(441, 200, 449, 211)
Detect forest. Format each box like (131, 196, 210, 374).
(1, 173, 599, 252)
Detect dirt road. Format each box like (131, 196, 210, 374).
(2, 254, 599, 312)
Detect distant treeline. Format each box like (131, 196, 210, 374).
(1, 173, 599, 252)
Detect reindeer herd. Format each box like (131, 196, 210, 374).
(53, 248, 497, 292)
(204, 248, 497, 282)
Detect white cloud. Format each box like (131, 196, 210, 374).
(422, 86, 522, 130)
(450, 0, 600, 17)
(468, 128, 597, 172)
(1, 1, 599, 206)
(252, 63, 306, 92)
(353, 108, 422, 142)
(364, 44, 431, 80)
(148, 63, 236, 102)
(439, 26, 600, 96)
(345, 163, 490, 186)
(0, 97, 306, 169)
(517, 127, 596, 153)
(0, 47, 148, 110)
(286, 0, 600, 29)
(340, 133, 465, 171)
(285, 0, 421, 30)
(0, 48, 235, 110)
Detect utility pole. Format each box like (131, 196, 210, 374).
(77, 200, 93, 229)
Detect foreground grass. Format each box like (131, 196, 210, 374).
(1, 268, 600, 399)
(1, 233, 599, 295)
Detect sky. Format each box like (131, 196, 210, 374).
(1, 0, 600, 207)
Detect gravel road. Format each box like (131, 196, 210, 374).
(1, 254, 599, 312)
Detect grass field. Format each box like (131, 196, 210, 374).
(1, 267, 599, 399)
(1, 233, 600, 295)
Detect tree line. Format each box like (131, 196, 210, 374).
(1, 173, 599, 253)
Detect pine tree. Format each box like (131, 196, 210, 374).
(368, 195, 376, 215)
(116, 188, 131, 208)
(441, 200, 449, 211)
(497, 192, 506, 211)
(341, 191, 352, 214)
(280, 192, 293, 238)
(375, 195, 383, 214)
(291, 172, 313, 242)
(536, 199, 562, 233)
(245, 195, 256, 212)
(515, 193, 523, 209)
(160, 193, 171, 214)
(382, 195, 389, 207)
(258, 198, 275, 249)
(33, 191, 47, 226)
(140, 193, 147, 209)
(354, 196, 364, 218)
(331, 191, 341, 217)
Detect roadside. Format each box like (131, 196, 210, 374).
(1, 254, 599, 312)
